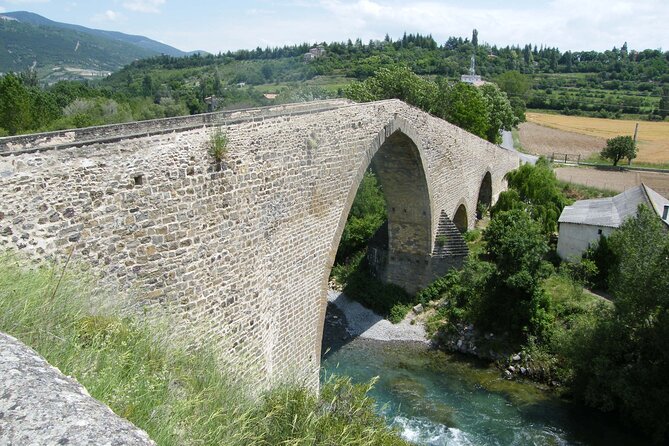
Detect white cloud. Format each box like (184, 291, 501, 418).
(314, 0, 668, 52)
(137, 0, 669, 55)
(92, 9, 125, 23)
(0, 7, 5, 12)
(122, 0, 165, 14)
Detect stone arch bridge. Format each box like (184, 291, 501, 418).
(0, 99, 518, 388)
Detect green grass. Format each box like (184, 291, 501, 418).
(0, 253, 410, 446)
(583, 153, 669, 170)
(558, 180, 617, 200)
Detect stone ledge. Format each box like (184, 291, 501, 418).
(0, 332, 156, 446)
(0, 99, 361, 156)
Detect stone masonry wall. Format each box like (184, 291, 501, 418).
(0, 100, 519, 388)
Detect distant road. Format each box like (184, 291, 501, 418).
(501, 130, 538, 165)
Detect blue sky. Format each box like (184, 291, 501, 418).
(0, 0, 666, 53)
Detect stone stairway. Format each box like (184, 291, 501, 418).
(432, 210, 469, 258)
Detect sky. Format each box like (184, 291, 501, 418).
(0, 0, 667, 54)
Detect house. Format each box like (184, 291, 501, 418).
(556, 183, 669, 260)
(303, 46, 326, 62)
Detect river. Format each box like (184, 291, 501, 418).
(321, 317, 641, 445)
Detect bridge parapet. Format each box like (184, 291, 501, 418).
(0, 99, 355, 156)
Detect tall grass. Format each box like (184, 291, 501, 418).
(0, 254, 409, 446)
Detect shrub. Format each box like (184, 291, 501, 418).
(209, 128, 229, 162)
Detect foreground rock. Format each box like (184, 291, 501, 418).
(0, 332, 156, 446)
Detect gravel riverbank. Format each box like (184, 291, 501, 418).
(326, 290, 428, 343)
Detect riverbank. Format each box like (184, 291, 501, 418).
(327, 290, 428, 342)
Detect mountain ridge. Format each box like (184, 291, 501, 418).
(0, 11, 203, 82)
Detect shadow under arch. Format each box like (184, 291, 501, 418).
(453, 203, 468, 233)
(476, 171, 493, 219)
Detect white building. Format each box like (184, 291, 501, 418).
(557, 184, 669, 260)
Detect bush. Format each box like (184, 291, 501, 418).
(559, 258, 598, 288)
(209, 128, 229, 162)
(331, 252, 412, 322)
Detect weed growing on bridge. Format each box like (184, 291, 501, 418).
(0, 254, 410, 446)
(209, 127, 229, 163)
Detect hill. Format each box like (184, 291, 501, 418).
(0, 11, 192, 82)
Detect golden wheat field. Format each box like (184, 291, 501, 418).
(525, 113, 669, 164)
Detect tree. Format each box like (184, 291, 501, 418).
(474, 209, 552, 337)
(435, 81, 490, 140)
(337, 171, 387, 263)
(492, 158, 567, 233)
(343, 65, 437, 111)
(495, 70, 531, 121)
(0, 73, 32, 135)
(479, 83, 518, 143)
(568, 206, 669, 443)
(471, 29, 478, 48)
(600, 135, 636, 166)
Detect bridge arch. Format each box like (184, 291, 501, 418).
(317, 117, 434, 357)
(324, 117, 434, 289)
(476, 171, 493, 219)
(453, 203, 469, 233)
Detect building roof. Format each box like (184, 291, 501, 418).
(558, 183, 669, 228)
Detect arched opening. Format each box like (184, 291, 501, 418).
(320, 125, 433, 359)
(476, 171, 492, 219)
(365, 131, 433, 289)
(453, 204, 468, 233)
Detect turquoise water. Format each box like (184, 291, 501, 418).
(321, 339, 640, 446)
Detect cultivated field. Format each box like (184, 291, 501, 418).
(521, 113, 669, 164)
(518, 122, 605, 159)
(555, 166, 669, 198)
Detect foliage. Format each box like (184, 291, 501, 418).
(582, 235, 617, 290)
(659, 85, 669, 119)
(337, 171, 387, 263)
(344, 66, 516, 143)
(495, 70, 531, 121)
(209, 128, 229, 162)
(0, 73, 32, 134)
(566, 206, 669, 443)
(477, 210, 553, 338)
(559, 181, 617, 200)
(331, 251, 412, 323)
(435, 81, 490, 140)
(479, 83, 519, 143)
(343, 65, 436, 111)
(559, 258, 598, 288)
(600, 135, 637, 166)
(492, 158, 568, 233)
(0, 254, 409, 446)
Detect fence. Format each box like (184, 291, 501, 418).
(550, 153, 581, 164)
